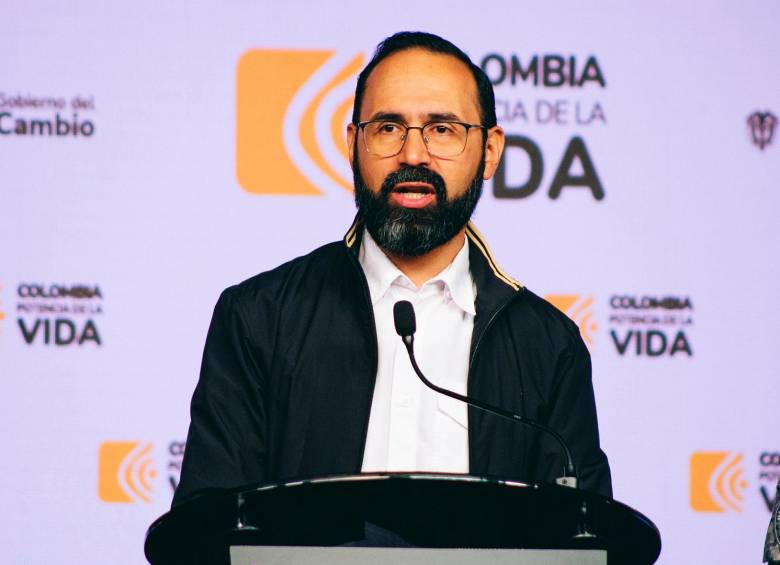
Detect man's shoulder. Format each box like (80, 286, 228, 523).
(219, 240, 349, 307)
(507, 287, 584, 348)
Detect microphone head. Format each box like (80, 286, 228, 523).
(393, 300, 416, 338)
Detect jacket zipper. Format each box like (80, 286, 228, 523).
(469, 291, 522, 371)
(346, 249, 380, 467)
(466, 290, 524, 474)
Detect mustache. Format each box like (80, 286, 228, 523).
(379, 166, 447, 200)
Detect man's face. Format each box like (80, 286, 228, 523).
(347, 48, 504, 257)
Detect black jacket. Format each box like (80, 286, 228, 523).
(173, 219, 612, 506)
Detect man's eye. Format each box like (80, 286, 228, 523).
(429, 123, 455, 135)
(378, 123, 401, 134)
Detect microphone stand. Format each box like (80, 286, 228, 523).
(393, 300, 601, 543)
(399, 331, 578, 488)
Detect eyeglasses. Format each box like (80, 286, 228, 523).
(356, 120, 485, 158)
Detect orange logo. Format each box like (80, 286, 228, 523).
(545, 294, 597, 347)
(0, 281, 5, 326)
(98, 441, 156, 503)
(236, 49, 365, 196)
(690, 451, 747, 512)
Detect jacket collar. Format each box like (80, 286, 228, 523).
(343, 214, 524, 320)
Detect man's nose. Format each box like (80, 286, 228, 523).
(398, 127, 431, 166)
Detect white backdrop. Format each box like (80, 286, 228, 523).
(1, 1, 778, 563)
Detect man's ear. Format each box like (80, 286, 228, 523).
(482, 125, 505, 180)
(347, 123, 357, 167)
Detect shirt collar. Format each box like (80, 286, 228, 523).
(359, 229, 409, 303)
(358, 229, 476, 316)
(435, 235, 476, 316)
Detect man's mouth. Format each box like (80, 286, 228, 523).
(390, 182, 437, 208)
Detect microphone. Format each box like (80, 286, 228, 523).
(392, 300, 579, 488)
(393, 300, 416, 344)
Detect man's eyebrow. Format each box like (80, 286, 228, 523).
(365, 111, 464, 123)
(427, 112, 462, 122)
(367, 111, 405, 122)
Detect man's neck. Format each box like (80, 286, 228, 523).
(383, 227, 468, 288)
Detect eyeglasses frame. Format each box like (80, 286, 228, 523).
(355, 119, 487, 158)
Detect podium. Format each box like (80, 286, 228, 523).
(145, 473, 661, 565)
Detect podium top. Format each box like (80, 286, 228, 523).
(145, 473, 661, 565)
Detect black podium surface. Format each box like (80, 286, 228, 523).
(145, 473, 661, 565)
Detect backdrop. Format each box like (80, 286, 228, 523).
(2, 1, 778, 563)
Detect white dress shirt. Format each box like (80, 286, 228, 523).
(359, 229, 476, 473)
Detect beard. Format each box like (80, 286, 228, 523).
(352, 152, 485, 257)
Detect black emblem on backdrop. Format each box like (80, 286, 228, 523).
(747, 111, 777, 150)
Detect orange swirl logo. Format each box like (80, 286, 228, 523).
(0, 281, 5, 328)
(236, 49, 365, 196)
(545, 294, 597, 347)
(98, 441, 156, 503)
(690, 451, 747, 512)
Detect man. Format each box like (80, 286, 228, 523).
(766, 477, 780, 564)
(173, 31, 611, 509)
